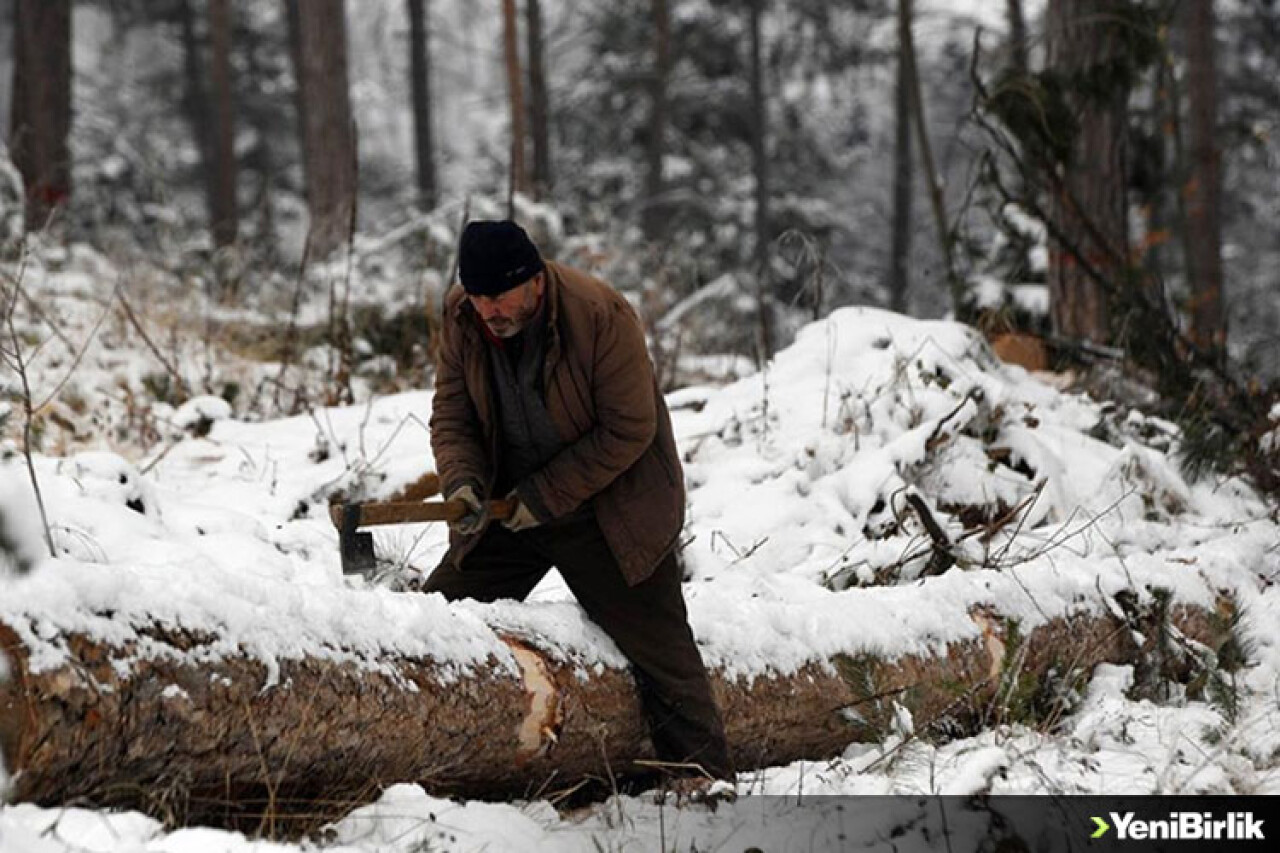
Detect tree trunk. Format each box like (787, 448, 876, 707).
(1, 599, 1223, 833)
(289, 0, 357, 260)
(901, 0, 958, 311)
(501, 0, 528, 210)
(642, 0, 671, 241)
(1045, 0, 1129, 345)
(747, 0, 773, 362)
(888, 0, 914, 315)
(207, 0, 239, 251)
(178, 0, 212, 217)
(525, 0, 551, 199)
(407, 0, 438, 211)
(0, 0, 16, 147)
(240, 22, 280, 266)
(1182, 0, 1225, 358)
(747, 0, 770, 275)
(284, 0, 307, 158)
(10, 0, 72, 231)
(1005, 0, 1028, 73)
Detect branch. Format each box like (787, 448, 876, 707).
(116, 287, 189, 400)
(905, 492, 955, 577)
(2, 244, 56, 559)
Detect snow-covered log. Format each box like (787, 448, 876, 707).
(0, 598, 1223, 829)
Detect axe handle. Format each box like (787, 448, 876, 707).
(329, 498, 518, 529)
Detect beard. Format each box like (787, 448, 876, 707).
(484, 291, 541, 338)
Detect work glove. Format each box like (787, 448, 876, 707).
(501, 491, 543, 533)
(447, 484, 489, 536)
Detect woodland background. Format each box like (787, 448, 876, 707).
(3, 0, 1279, 416)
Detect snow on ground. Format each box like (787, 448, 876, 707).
(2, 284, 1278, 850)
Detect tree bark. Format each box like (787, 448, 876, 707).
(642, 0, 671, 241)
(747, 0, 770, 275)
(1, 598, 1223, 833)
(10, 0, 72, 231)
(525, 0, 551, 199)
(288, 0, 357, 260)
(207, 0, 239, 251)
(900, 0, 958, 311)
(407, 0, 438, 211)
(1045, 0, 1129, 345)
(1182, 0, 1225, 358)
(0, 0, 13, 147)
(178, 0, 212, 214)
(747, 0, 773, 362)
(888, 0, 914, 315)
(1005, 0, 1028, 74)
(501, 0, 528, 209)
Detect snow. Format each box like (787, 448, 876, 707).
(171, 395, 233, 433)
(0, 460, 46, 578)
(2, 285, 1278, 850)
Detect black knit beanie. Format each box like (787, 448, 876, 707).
(458, 220, 545, 296)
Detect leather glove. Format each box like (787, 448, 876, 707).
(501, 492, 543, 533)
(447, 484, 489, 536)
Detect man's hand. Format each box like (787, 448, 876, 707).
(447, 484, 489, 535)
(501, 492, 542, 533)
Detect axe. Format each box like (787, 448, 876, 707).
(329, 496, 517, 575)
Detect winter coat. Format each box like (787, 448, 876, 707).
(430, 260, 685, 585)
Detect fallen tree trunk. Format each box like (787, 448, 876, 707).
(1, 596, 1225, 832)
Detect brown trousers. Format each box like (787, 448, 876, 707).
(421, 516, 733, 781)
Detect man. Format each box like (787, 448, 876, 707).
(422, 219, 732, 783)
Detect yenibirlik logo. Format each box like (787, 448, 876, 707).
(1091, 811, 1266, 842)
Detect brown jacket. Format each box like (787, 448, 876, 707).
(430, 260, 685, 585)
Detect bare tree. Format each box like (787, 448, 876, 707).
(207, 0, 238, 251)
(178, 0, 239, 264)
(501, 0, 528, 208)
(10, 0, 71, 230)
(0, 261, 54, 560)
(1045, 0, 1129, 344)
(900, 0, 958, 309)
(643, 0, 671, 241)
(747, 0, 772, 361)
(178, 1, 213, 227)
(407, 0, 438, 210)
(747, 0, 770, 275)
(0, 249, 114, 562)
(1006, 0, 1029, 73)
(525, 0, 551, 198)
(288, 0, 357, 260)
(1183, 0, 1225, 357)
(887, 0, 914, 314)
(0, 0, 16, 147)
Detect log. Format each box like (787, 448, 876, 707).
(1, 595, 1225, 832)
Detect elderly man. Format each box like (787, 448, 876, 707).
(422, 220, 732, 783)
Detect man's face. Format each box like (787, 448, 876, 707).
(468, 273, 544, 339)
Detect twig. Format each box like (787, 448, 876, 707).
(905, 491, 955, 576)
(267, 231, 314, 415)
(36, 282, 119, 413)
(117, 287, 189, 399)
(2, 239, 56, 558)
(139, 436, 184, 476)
(0, 254, 73, 350)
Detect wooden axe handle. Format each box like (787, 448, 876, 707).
(328, 498, 518, 529)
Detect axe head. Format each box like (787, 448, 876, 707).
(338, 503, 377, 575)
